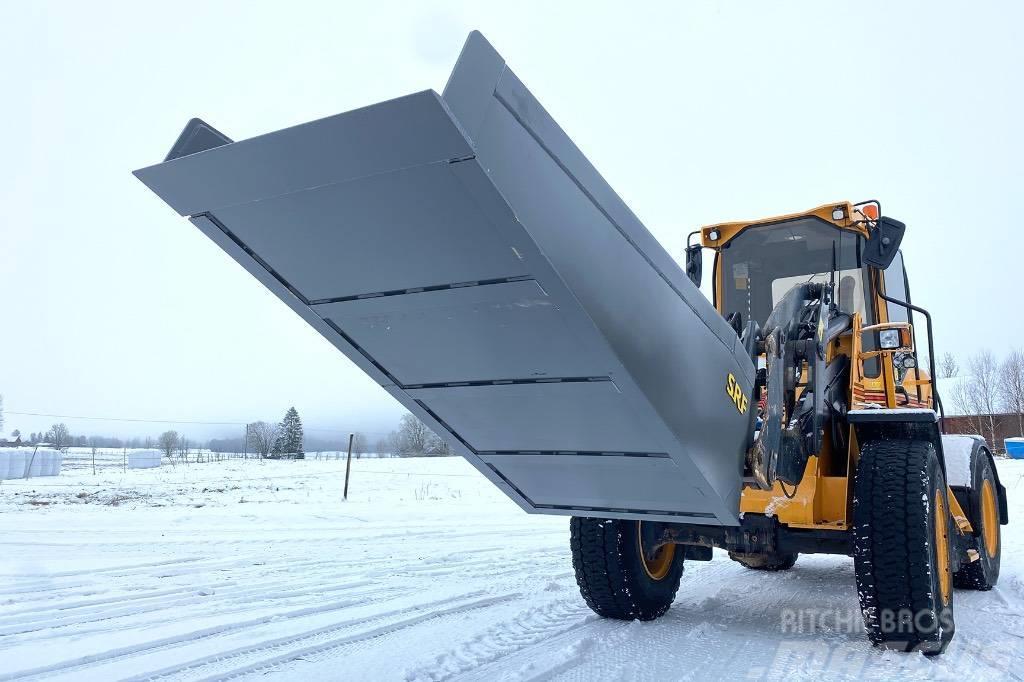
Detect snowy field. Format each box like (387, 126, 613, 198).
(0, 457, 1022, 681)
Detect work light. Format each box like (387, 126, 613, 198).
(879, 329, 901, 349)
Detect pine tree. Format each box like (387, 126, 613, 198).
(277, 407, 304, 458)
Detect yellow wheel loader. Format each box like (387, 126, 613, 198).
(573, 200, 1009, 654)
(135, 32, 1007, 654)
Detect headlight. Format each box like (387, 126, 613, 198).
(879, 329, 900, 349)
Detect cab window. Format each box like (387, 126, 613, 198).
(884, 251, 909, 323)
(718, 217, 871, 327)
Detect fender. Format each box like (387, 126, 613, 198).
(847, 408, 946, 471)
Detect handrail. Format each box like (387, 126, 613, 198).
(874, 278, 942, 423)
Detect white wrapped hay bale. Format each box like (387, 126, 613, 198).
(128, 449, 162, 469)
(0, 448, 63, 479)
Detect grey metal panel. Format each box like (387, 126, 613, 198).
(134, 91, 472, 216)
(134, 31, 758, 526)
(313, 280, 613, 386)
(407, 381, 668, 454)
(165, 118, 232, 161)
(442, 32, 756, 521)
(211, 162, 528, 301)
(479, 453, 715, 519)
(494, 71, 741, 350)
(442, 31, 506, 142)
(188, 215, 396, 388)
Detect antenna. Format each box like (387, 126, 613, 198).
(830, 240, 838, 314)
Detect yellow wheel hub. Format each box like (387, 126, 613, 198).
(637, 522, 676, 581)
(935, 490, 952, 607)
(982, 479, 999, 559)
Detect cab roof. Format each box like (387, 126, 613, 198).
(700, 201, 874, 249)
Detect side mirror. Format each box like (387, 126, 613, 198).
(685, 244, 702, 287)
(863, 216, 905, 269)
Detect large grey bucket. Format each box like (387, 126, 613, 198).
(135, 32, 756, 525)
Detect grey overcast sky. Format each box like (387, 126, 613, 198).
(2, 1, 1021, 440)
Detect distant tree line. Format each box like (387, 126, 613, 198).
(5, 406, 455, 460)
(944, 349, 1024, 449)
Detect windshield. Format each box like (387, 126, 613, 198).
(718, 217, 869, 327)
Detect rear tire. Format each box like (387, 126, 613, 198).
(954, 451, 1001, 590)
(570, 517, 684, 621)
(728, 551, 798, 571)
(853, 439, 955, 654)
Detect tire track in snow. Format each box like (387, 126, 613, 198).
(1, 549, 565, 643)
(0, 578, 378, 636)
(1, 547, 564, 652)
(0, 557, 261, 603)
(0, 525, 555, 553)
(119, 592, 521, 682)
(402, 598, 594, 682)
(0, 553, 399, 624)
(0, 588, 444, 681)
(0, 557, 210, 580)
(0, 585, 220, 620)
(0, 556, 380, 622)
(0, 586, 406, 652)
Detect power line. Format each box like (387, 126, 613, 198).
(7, 411, 245, 426)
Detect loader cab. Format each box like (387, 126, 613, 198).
(699, 201, 929, 412)
(710, 216, 873, 330)
(702, 204, 879, 375)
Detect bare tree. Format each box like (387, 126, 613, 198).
(247, 421, 279, 459)
(157, 430, 179, 459)
(952, 351, 1002, 447)
(46, 423, 71, 449)
(351, 431, 368, 458)
(939, 352, 959, 379)
(426, 431, 451, 456)
(397, 414, 432, 456)
(1000, 349, 1024, 437)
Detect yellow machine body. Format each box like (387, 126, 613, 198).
(701, 202, 971, 534)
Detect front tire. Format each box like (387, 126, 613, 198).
(853, 439, 955, 654)
(570, 517, 684, 621)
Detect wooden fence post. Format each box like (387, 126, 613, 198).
(343, 433, 354, 501)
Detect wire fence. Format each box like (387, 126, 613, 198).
(58, 448, 247, 474)
(0, 446, 477, 498)
(51, 447, 402, 475)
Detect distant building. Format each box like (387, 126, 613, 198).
(0, 435, 23, 447)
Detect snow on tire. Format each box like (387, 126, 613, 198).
(853, 438, 955, 655)
(570, 517, 684, 621)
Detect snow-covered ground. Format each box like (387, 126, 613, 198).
(0, 457, 1022, 681)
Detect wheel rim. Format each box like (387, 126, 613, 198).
(637, 521, 676, 581)
(934, 490, 952, 606)
(982, 479, 999, 558)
